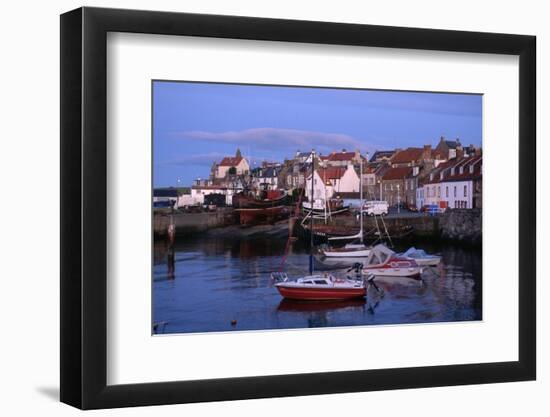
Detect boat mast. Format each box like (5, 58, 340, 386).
(309, 149, 315, 275)
(359, 153, 364, 244)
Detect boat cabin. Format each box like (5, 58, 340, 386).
(364, 244, 395, 266)
(298, 276, 332, 285)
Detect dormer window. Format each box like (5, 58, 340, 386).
(451, 167, 455, 176)
(430, 173, 433, 181)
(459, 166, 464, 174)
(469, 165, 474, 174)
(440, 172, 444, 180)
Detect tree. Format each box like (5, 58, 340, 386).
(228, 166, 237, 175)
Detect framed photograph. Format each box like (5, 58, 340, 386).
(60, 7, 536, 409)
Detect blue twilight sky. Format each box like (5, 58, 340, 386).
(153, 81, 482, 187)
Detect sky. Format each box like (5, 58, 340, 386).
(153, 81, 482, 187)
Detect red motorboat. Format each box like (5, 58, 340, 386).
(272, 273, 367, 301)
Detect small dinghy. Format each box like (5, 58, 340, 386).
(399, 247, 441, 267)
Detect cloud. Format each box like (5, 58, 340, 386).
(158, 152, 227, 167)
(174, 128, 367, 154)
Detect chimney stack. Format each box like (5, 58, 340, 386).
(422, 144, 432, 161)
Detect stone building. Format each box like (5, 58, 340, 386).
(380, 166, 418, 206)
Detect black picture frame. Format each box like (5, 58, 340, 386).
(60, 6, 536, 410)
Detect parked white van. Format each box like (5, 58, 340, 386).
(362, 200, 389, 216)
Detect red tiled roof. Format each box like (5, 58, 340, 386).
(219, 156, 243, 166)
(382, 167, 413, 180)
(444, 156, 482, 182)
(391, 148, 424, 164)
(423, 156, 482, 184)
(327, 151, 356, 161)
(316, 167, 347, 183)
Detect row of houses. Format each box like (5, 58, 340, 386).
(162, 137, 482, 209)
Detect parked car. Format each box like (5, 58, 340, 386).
(362, 200, 388, 216)
(421, 204, 442, 216)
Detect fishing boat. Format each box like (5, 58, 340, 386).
(232, 192, 289, 209)
(321, 156, 372, 258)
(235, 205, 287, 225)
(399, 247, 441, 266)
(362, 244, 423, 279)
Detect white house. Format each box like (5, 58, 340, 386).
(439, 156, 482, 209)
(190, 186, 238, 206)
(305, 165, 360, 201)
(177, 194, 196, 207)
(417, 156, 482, 210)
(214, 150, 250, 179)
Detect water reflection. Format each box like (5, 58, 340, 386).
(153, 236, 482, 334)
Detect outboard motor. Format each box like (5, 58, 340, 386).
(346, 262, 364, 280)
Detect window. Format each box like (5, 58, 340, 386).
(446, 186, 449, 198)
(454, 186, 457, 197)
(313, 280, 328, 285)
(437, 186, 440, 198)
(464, 185, 467, 197)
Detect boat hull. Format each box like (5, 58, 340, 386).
(236, 206, 286, 225)
(276, 285, 366, 300)
(232, 193, 289, 208)
(364, 267, 422, 279)
(322, 248, 371, 257)
(410, 257, 441, 267)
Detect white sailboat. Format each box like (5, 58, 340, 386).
(321, 154, 371, 258)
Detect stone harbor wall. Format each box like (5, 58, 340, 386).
(439, 208, 482, 245)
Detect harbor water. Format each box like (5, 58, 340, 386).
(153, 235, 482, 334)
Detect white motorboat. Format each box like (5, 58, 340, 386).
(362, 244, 423, 279)
(399, 247, 441, 267)
(322, 243, 371, 257)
